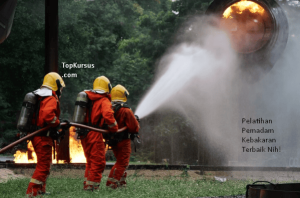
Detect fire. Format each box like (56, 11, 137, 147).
(14, 141, 36, 163)
(220, 0, 272, 53)
(13, 126, 86, 163)
(69, 126, 86, 163)
(13, 140, 65, 164)
(223, 0, 265, 19)
(14, 127, 109, 163)
(69, 127, 109, 162)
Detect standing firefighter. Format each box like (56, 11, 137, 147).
(77, 76, 118, 191)
(106, 85, 140, 189)
(25, 72, 66, 197)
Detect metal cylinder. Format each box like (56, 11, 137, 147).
(17, 92, 37, 132)
(0, 0, 17, 44)
(206, 0, 289, 73)
(72, 91, 89, 124)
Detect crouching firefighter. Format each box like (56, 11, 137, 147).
(73, 76, 118, 191)
(22, 72, 68, 197)
(105, 85, 140, 189)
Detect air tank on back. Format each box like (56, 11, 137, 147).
(72, 91, 89, 124)
(206, 0, 289, 75)
(17, 92, 37, 132)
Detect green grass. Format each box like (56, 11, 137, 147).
(0, 175, 249, 198)
(0, 154, 14, 157)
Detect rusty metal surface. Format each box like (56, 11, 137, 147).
(248, 188, 300, 198)
(246, 182, 300, 198)
(56, 130, 70, 163)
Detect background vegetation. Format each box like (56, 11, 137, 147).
(0, 0, 211, 163)
(0, 0, 296, 164)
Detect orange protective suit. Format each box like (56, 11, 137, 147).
(26, 91, 60, 197)
(81, 91, 118, 190)
(106, 107, 139, 189)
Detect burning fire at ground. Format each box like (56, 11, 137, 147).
(14, 127, 87, 163)
(68, 126, 86, 163)
(14, 140, 67, 164)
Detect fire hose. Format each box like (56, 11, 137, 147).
(0, 122, 127, 154)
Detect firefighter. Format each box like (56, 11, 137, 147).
(80, 76, 118, 191)
(26, 72, 66, 197)
(106, 84, 140, 189)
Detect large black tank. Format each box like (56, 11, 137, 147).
(0, 0, 17, 44)
(206, 0, 289, 74)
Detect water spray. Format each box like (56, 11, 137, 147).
(134, 0, 290, 168)
(136, 0, 288, 119)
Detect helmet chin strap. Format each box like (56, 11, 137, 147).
(108, 83, 112, 93)
(55, 79, 62, 98)
(112, 101, 124, 105)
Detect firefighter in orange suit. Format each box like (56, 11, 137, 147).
(26, 72, 66, 197)
(80, 76, 118, 191)
(106, 85, 140, 189)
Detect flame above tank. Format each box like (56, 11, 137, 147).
(223, 0, 265, 19)
(206, 0, 288, 74)
(220, 0, 273, 54)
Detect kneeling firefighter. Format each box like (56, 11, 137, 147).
(23, 72, 67, 197)
(73, 76, 118, 191)
(106, 85, 140, 189)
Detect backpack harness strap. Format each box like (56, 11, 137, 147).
(76, 99, 103, 139)
(104, 103, 139, 152)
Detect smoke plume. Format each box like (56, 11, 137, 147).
(136, 4, 300, 167)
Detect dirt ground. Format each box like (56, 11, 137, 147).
(0, 168, 25, 183)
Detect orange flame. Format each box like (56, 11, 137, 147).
(69, 126, 86, 163)
(14, 141, 36, 163)
(13, 140, 65, 163)
(223, 0, 265, 19)
(14, 126, 109, 163)
(69, 126, 109, 162)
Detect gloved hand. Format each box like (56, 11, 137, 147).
(134, 115, 140, 123)
(130, 133, 140, 142)
(55, 122, 62, 133)
(50, 123, 65, 140)
(75, 127, 89, 139)
(60, 119, 71, 130)
(50, 129, 63, 140)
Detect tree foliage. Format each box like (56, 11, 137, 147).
(0, 0, 214, 164)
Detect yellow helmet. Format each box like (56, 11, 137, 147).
(111, 84, 129, 102)
(42, 72, 65, 91)
(93, 76, 112, 93)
